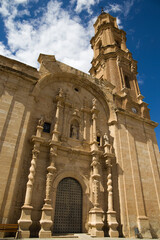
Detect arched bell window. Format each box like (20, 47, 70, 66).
(125, 75, 130, 89)
(70, 119, 79, 140)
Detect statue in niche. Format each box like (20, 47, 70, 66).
(70, 120, 79, 139)
(104, 132, 109, 145)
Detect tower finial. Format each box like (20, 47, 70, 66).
(101, 7, 105, 14)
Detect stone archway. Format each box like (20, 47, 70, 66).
(53, 177, 82, 234)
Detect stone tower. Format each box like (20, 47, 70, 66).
(90, 12, 160, 238)
(0, 12, 160, 239)
(90, 12, 144, 102)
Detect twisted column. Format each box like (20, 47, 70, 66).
(44, 146, 57, 206)
(18, 119, 43, 238)
(106, 158, 113, 211)
(88, 100, 104, 237)
(91, 155, 100, 208)
(24, 145, 40, 205)
(104, 133, 119, 237)
(39, 145, 57, 238)
(39, 90, 63, 237)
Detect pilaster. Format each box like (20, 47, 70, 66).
(127, 126, 152, 238)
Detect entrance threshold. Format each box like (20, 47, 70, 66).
(52, 233, 79, 238)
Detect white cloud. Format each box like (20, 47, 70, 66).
(136, 40, 140, 49)
(105, 0, 135, 17)
(14, 0, 28, 3)
(137, 73, 145, 85)
(116, 17, 123, 29)
(72, 0, 100, 14)
(105, 3, 122, 14)
(0, 0, 95, 73)
(123, 0, 134, 17)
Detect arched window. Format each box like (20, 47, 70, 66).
(70, 119, 79, 140)
(125, 75, 130, 89)
(115, 40, 121, 49)
(97, 136, 101, 146)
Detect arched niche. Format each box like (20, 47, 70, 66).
(31, 72, 117, 126)
(70, 119, 80, 140)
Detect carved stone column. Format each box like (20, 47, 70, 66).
(39, 89, 63, 237)
(104, 134, 119, 237)
(18, 119, 44, 238)
(52, 88, 64, 142)
(39, 145, 57, 238)
(121, 32, 127, 51)
(88, 98, 104, 237)
(90, 98, 98, 151)
(116, 56, 125, 89)
(131, 62, 141, 96)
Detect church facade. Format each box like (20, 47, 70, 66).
(0, 12, 160, 239)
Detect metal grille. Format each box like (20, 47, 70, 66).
(53, 177, 82, 234)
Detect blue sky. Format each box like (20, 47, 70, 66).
(0, 0, 159, 149)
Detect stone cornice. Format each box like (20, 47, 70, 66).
(91, 23, 126, 45)
(91, 50, 133, 70)
(115, 108, 158, 127)
(0, 64, 38, 82)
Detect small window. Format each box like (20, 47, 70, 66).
(125, 75, 130, 89)
(74, 87, 79, 92)
(116, 40, 121, 48)
(43, 122, 51, 133)
(97, 136, 101, 146)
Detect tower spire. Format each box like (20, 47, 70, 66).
(90, 13, 139, 99)
(90, 13, 150, 119)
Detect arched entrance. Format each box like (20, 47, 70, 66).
(53, 177, 82, 234)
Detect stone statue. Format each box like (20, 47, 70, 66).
(104, 133, 109, 145)
(92, 98, 97, 108)
(70, 123, 79, 139)
(38, 116, 44, 127)
(58, 88, 63, 97)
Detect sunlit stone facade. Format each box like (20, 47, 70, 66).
(0, 12, 160, 239)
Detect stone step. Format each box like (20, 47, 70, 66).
(2, 233, 156, 240)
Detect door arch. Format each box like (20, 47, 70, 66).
(53, 177, 82, 234)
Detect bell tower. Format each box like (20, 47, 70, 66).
(90, 11, 150, 119)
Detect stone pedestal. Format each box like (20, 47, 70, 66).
(39, 205, 53, 238)
(137, 216, 152, 239)
(107, 210, 119, 237)
(88, 207, 104, 237)
(18, 205, 33, 238)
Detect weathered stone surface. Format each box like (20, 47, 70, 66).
(0, 12, 160, 239)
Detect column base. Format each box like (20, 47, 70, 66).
(137, 216, 152, 239)
(18, 205, 33, 238)
(39, 205, 53, 238)
(39, 230, 52, 238)
(88, 207, 104, 237)
(107, 210, 119, 237)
